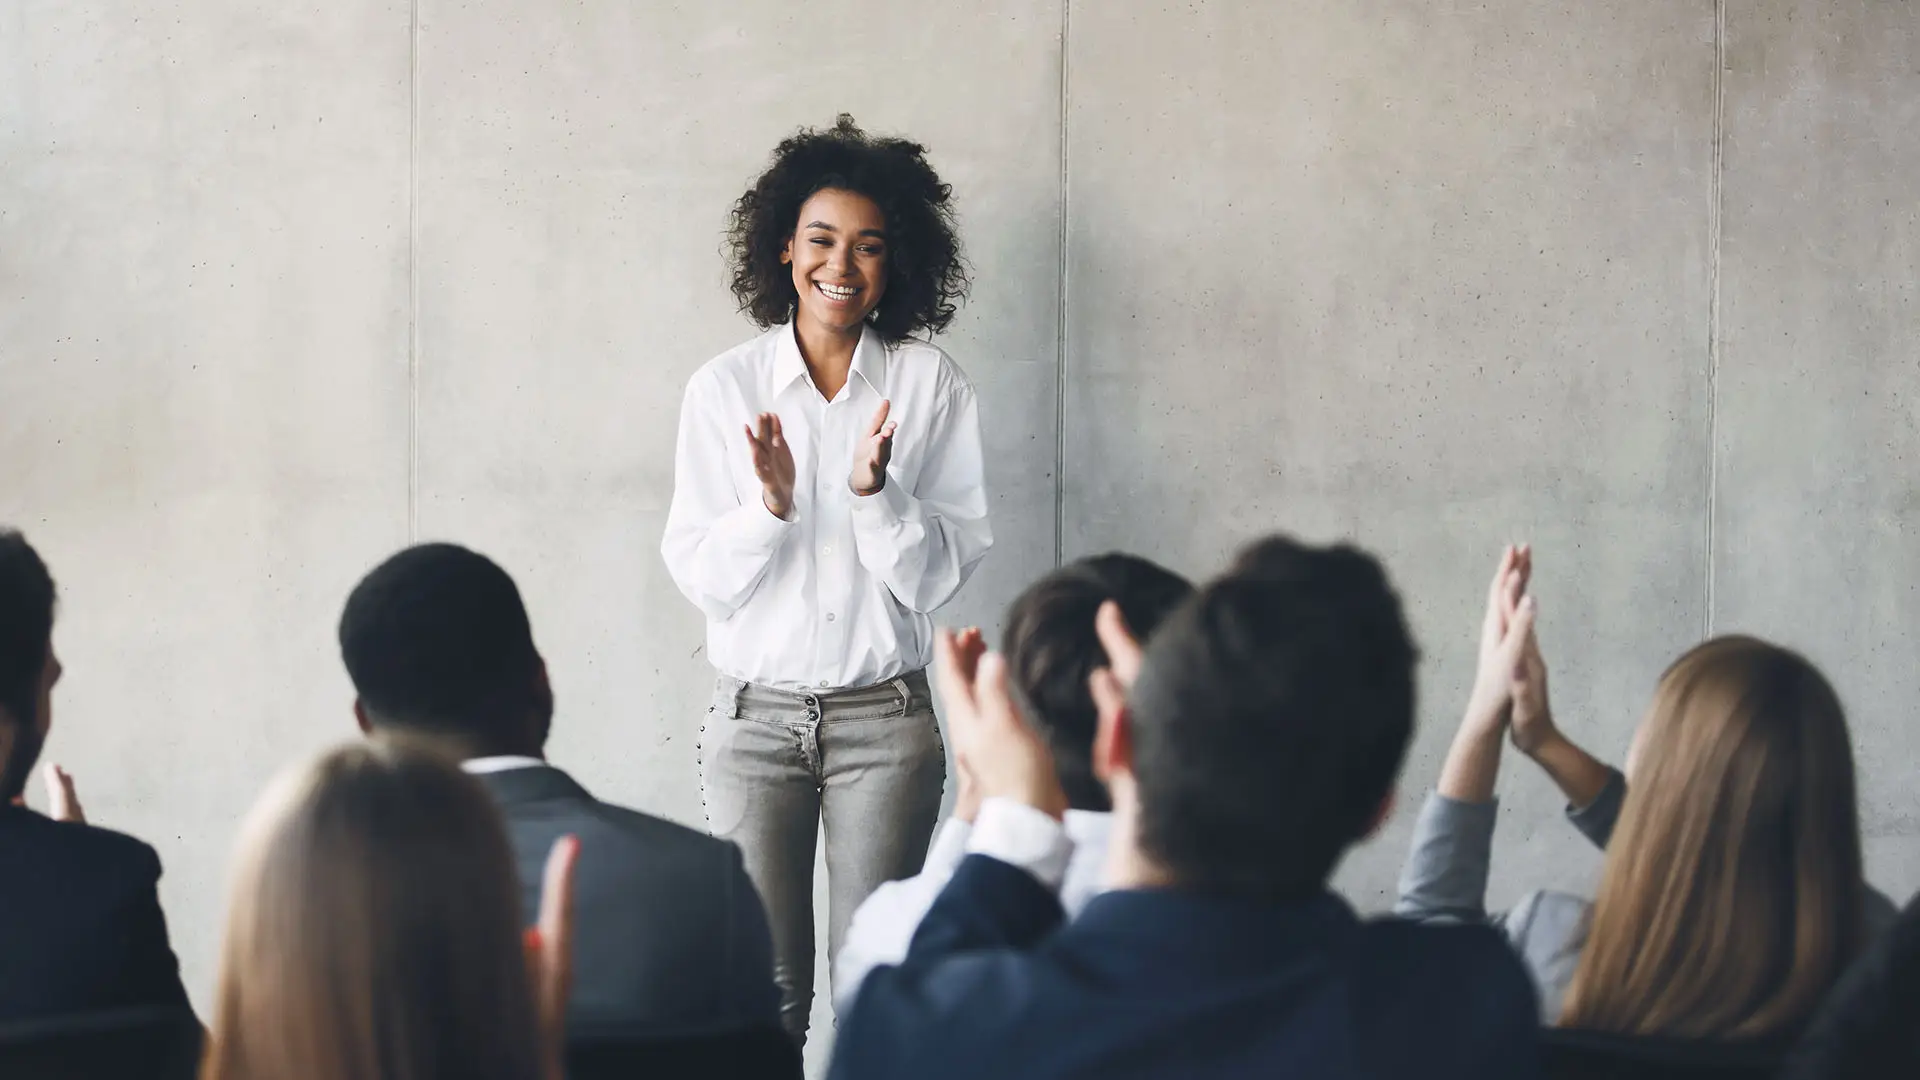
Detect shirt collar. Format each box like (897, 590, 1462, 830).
(1064, 809, 1113, 848)
(767, 322, 889, 402)
(461, 754, 547, 775)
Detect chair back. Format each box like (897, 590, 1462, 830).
(0, 1006, 203, 1080)
(566, 1024, 802, 1080)
(1541, 1027, 1785, 1080)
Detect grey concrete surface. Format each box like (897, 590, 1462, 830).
(1063, 0, 1720, 910)
(1712, 1, 1920, 900)
(0, 0, 414, 1024)
(2, 1, 1917, 1072)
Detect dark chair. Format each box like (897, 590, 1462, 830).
(567, 1025, 802, 1080)
(0, 1006, 202, 1080)
(1541, 1028, 1786, 1080)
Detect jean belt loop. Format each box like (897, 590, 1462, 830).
(730, 678, 745, 717)
(891, 677, 911, 714)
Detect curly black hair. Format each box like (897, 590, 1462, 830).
(727, 115, 970, 343)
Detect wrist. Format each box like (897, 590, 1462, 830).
(762, 489, 793, 520)
(1516, 718, 1564, 758)
(849, 476, 885, 497)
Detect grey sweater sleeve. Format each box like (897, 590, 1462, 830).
(1565, 767, 1628, 850)
(1395, 792, 1501, 924)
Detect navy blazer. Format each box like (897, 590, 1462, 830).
(473, 765, 780, 1040)
(833, 854, 1540, 1080)
(0, 805, 191, 1024)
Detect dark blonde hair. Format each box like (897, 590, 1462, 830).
(1561, 636, 1865, 1039)
(202, 739, 542, 1080)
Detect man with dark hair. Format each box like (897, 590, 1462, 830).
(831, 536, 1539, 1080)
(0, 528, 191, 1022)
(339, 543, 783, 1043)
(833, 554, 1193, 1009)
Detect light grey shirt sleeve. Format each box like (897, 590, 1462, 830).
(1565, 767, 1628, 851)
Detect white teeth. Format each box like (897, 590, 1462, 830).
(817, 283, 857, 300)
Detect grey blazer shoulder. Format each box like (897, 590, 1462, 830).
(474, 765, 780, 1039)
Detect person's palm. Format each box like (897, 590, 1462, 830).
(1465, 545, 1529, 735)
(1508, 624, 1556, 754)
(745, 413, 797, 518)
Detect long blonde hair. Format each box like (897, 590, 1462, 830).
(1560, 636, 1865, 1039)
(202, 739, 543, 1080)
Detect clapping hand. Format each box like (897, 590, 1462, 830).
(947, 628, 988, 823)
(44, 764, 84, 823)
(526, 834, 579, 1080)
(1463, 544, 1535, 740)
(745, 413, 797, 520)
(934, 628, 1066, 821)
(849, 400, 897, 496)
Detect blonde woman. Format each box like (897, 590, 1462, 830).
(200, 739, 577, 1080)
(1397, 546, 1894, 1039)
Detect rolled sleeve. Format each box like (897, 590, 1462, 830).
(1566, 768, 1628, 851)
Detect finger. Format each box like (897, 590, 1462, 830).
(535, 834, 580, 1006)
(1484, 545, 1516, 632)
(867, 399, 892, 437)
(973, 653, 1029, 736)
(933, 629, 981, 719)
(1502, 596, 1539, 676)
(880, 421, 897, 442)
(1094, 601, 1145, 686)
(768, 414, 786, 449)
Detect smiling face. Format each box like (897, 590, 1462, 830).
(782, 187, 888, 336)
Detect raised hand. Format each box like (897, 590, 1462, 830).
(44, 763, 84, 824)
(849, 399, 897, 496)
(934, 629, 1066, 820)
(1508, 604, 1557, 755)
(949, 627, 987, 823)
(744, 413, 797, 520)
(1463, 544, 1532, 739)
(527, 834, 579, 1080)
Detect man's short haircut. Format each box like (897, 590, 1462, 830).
(1002, 554, 1194, 812)
(1126, 535, 1418, 901)
(338, 544, 547, 755)
(0, 530, 57, 801)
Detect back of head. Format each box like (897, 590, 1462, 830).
(1563, 636, 1865, 1039)
(339, 544, 548, 757)
(0, 529, 56, 801)
(203, 738, 541, 1080)
(1125, 535, 1417, 901)
(1001, 554, 1193, 812)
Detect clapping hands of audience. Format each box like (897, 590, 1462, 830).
(527, 834, 580, 1080)
(934, 627, 1068, 821)
(948, 627, 987, 823)
(7, 763, 86, 823)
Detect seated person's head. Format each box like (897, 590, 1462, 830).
(1002, 554, 1192, 812)
(202, 738, 545, 1080)
(1563, 636, 1864, 1039)
(1101, 534, 1416, 901)
(0, 530, 61, 803)
(339, 544, 550, 760)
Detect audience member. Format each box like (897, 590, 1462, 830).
(1781, 891, 1920, 1079)
(199, 738, 577, 1080)
(1398, 545, 1889, 1039)
(831, 536, 1539, 1080)
(833, 554, 1193, 1010)
(338, 543, 781, 1039)
(0, 528, 191, 1023)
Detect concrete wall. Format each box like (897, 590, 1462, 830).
(3, 0, 1916, 1067)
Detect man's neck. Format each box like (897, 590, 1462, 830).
(1101, 799, 1178, 891)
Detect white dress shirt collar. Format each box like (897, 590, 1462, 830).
(768, 322, 890, 403)
(461, 754, 546, 776)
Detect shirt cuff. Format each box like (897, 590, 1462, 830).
(724, 500, 796, 547)
(848, 476, 911, 528)
(966, 798, 1072, 893)
(922, 817, 974, 876)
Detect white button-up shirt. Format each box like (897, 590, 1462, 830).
(662, 323, 993, 691)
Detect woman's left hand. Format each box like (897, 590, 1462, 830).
(849, 399, 897, 496)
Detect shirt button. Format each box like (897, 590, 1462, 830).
(822, 545, 833, 555)
(826, 612, 837, 622)
(818, 680, 830, 688)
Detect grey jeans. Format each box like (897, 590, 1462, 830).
(698, 670, 945, 1045)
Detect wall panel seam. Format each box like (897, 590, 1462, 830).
(1704, 0, 1725, 635)
(1053, 0, 1072, 569)
(407, 0, 421, 541)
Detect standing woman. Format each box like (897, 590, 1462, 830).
(662, 115, 990, 1044)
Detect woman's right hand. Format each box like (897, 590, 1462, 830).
(745, 413, 797, 519)
(1463, 544, 1531, 739)
(1508, 612, 1558, 756)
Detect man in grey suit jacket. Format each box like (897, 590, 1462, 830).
(338, 543, 781, 1040)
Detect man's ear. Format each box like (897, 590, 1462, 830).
(352, 699, 374, 736)
(1090, 668, 1133, 786)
